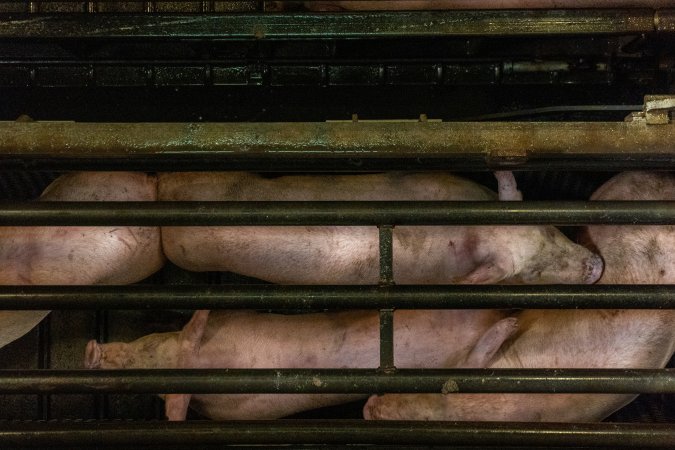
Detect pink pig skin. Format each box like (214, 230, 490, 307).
(159, 171, 602, 286)
(85, 308, 518, 420)
(0, 172, 164, 349)
(364, 171, 675, 422)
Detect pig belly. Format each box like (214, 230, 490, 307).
(191, 393, 365, 420)
(305, 0, 671, 11)
(0, 172, 164, 349)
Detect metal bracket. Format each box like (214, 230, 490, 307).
(626, 95, 675, 125)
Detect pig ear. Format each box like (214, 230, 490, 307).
(462, 262, 508, 284)
(178, 310, 210, 357)
(494, 171, 523, 201)
(165, 394, 192, 421)
(461, 317, 518, 368)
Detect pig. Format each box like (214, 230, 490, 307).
(304, 1, 673, 11)
(0, 172, 165, 349)
(85, 308, 519, 420)
(159, 171, 603, 286)
(364, 171, 675, 422)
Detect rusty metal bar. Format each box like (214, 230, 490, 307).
(0, 420, 673, 448)
(1, 121, 674, 170)
(0, 10, 664, 39)
(1, 201, 675, 226)
(2, 284, 675, 310)
(1, 368, 675, 394)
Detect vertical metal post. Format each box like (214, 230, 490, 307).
(27, 1, 39, 13)
(37, 316, 51, 420)
(85, 1, 98, 13)
(201, 1, 214, 13)
(94, 310, 108, 419)
(378, 225, 395, 371)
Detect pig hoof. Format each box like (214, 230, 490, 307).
(84, 339, 102, 369)
(584, 254, 604, 284)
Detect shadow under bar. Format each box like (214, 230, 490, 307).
(1, 368, 674, 394)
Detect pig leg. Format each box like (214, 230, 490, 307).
(365, 317, 518, 418)
(460, 317, 518, 368)
(165, 310, 210, 421)
(494, 171, 523, 201)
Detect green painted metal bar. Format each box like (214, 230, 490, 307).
(378, 225, 395, 370)
(0, 420, 673, 448)
(1, 121, 675, 171)
(0, 368, 674, 394)
(1, 201, 675, 226)
(1, 284, 675, 310)
(0, 10, 663, 39)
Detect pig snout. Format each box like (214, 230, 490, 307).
(84, 339, 102, 369)
(583, 253, 604, 284)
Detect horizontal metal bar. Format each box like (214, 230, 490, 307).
(0, 10, 662, 40)
(3, 285, 675, 310)
(1, 201, 674, 226)
(1, 420, 673, 448)
(1, 369, 674, 394)
(2, 121, 675, 171)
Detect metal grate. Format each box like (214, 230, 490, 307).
(0, 2, 674, 446)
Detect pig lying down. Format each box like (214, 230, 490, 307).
(364, 171, 675, 422)
(0, 172, 164, 349)
(160, 171, 602, 285)
(304, 1, 673, 11)
(85, 308, 519, 420)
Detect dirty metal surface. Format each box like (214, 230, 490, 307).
(0, 10, 665, 39)
(1, 368, 675, 394)
(0, 121, 674, 170)
(0, 1, 260, 13)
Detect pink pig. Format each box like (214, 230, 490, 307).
(159, 171, 602, 286)
(0, 172, 164, 349)
(85, 308, 518, 420)
(364, 171, 675, 422)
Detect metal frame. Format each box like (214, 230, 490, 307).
(0, 420, 673, 448)
(0, 10, 672, 39)
(1, 101, 674, 446)
(1, 120, 675, 170)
